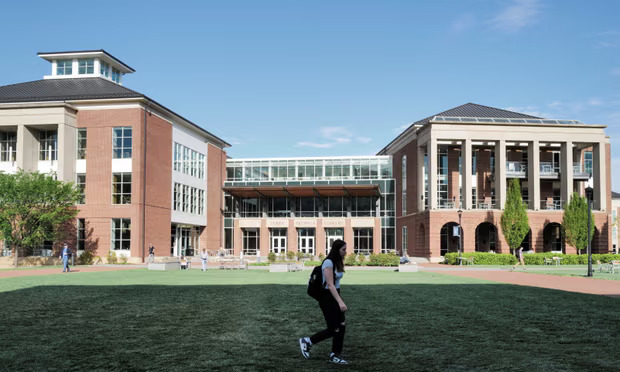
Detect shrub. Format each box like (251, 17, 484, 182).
(357, 254, 366, 265)
(318, 253, 325, 261)
(443, 252, 620, 265)
(369, 252, 399, 266)
(305, 260, 321, 266)
(344, 253, 357, 266)
(94, 256, 103, 265)
(105, 251, 117, 264)
(118, 254, 128, 264)
(267, 252, 277, 263)
(77, 250, 95, 265)
(286, 251, 295, 261)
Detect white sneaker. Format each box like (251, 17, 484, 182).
(329, 353, 348, 365)
(299, 337, 311, 359)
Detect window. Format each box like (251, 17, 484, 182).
(268, 197, 289, 218)
(78, 58, 94, 74)
(77, 218, 86, 251)
(402, 155, 407, 215)
(112, 173, 131, 204)
(0, 132, 16, 162)
(325, 196, 345, 217)
(182, 185, 189, 212)
(241, 198, 261, 217)
(111, 218, 131, 250)
(198, 190, 205, 215)
(353, 197, 374, 217)
(296, 197, 318, 218)
(1, 241, 11, 257)
(39, 130, 57, 160)
(57, 59, 72, 75)
(77, 129, 87, 159)
(174, 143, 182, 171)
(174, 183, 181, 211)
(100, 61, 110, 77)
(111, 68, 121, 83)
(242, 228, 259, 255)
(584, 151, 593, 175)
(113, 127, 132, 158)
(77, 174, 86, 204)
(354, 228, 373, 255)
(183, 147, 189, 174)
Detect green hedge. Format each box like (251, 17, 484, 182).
(444, 252, 620, 265)
(342, 253, 399, 267)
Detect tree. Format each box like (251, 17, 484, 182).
(562, 192, 594, 254)
(0, 171, 81, 267)
(500, 178, 530, 253)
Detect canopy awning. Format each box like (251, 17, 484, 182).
(222, 184, 381, 198)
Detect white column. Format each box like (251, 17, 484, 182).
(462, 139, 472, 210)
(560, 141, 573, 208)
(417, 144, 425, 212)
(495, 140, 506, 209)
(429, 138, 438, 210)
(528, 140, 540, 210)
(593, 142, 607, 211)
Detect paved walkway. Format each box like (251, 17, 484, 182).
(420, 263, 620, 298)
(0, 265, 144, 279)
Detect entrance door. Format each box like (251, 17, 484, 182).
(298, 228, 315, 256)
(172, 225, 199, 256)
(325, 228, 344, 254)
(270, 228, 287, 254)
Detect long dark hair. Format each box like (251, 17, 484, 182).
(326, 239, 346, 273)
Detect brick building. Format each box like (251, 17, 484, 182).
(379, 103, 612, 261)
(0, 50, 229, 263)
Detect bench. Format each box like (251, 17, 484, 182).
(219, 259, 248, 270)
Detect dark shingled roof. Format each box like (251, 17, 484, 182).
(0, 78, 143, 103)
(409, 102, 541, 127)
(612, 191, 620, 199)
(378, 103, 543, 154)
(0, 77, 230, 147)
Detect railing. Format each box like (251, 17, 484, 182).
(539, 162, 559, 175)
(476, 199, 496, 209)
(438, 199, 456, 209)
(540, 200, 564, 210)
(506, 161, 527, 176)
(573, 162, 590, 178)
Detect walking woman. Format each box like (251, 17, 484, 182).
(299, 239, 349, 365)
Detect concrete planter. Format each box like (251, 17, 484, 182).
(398, 263, 418, 272)
(148, 262, 181, 271)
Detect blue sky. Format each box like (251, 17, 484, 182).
(1, 0, 619, 187)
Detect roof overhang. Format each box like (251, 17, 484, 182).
(38, 50, 135, 73)
(222, 184, 381, 198)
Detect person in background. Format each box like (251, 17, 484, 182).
(512, 246, 526, 270)
(148, 243, 155, 263)
(200, 249, 209, 271)
(60, 244, 71, 273)
(299, 239, 349, 365)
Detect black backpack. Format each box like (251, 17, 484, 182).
(307, 260, 335, 301)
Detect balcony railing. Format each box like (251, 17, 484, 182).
(476, 198, 496, 209)
(539, 162, 559, 176)
(438, 199, 457, 209)
(573, 162, 590, 179)
(541, 200, 564, 210)
(506, 161, 527, 177)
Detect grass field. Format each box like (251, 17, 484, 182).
(0, 269, 618, 371)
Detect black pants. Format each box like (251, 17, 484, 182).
(309, 289, 346, 355)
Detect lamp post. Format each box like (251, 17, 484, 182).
(457, 209, 463, 265)
(585, 186, 594, 277)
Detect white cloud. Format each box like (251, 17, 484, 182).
(451, 13, 476, 33)
(489, 0, 542, 33)
(319, 126, 352, 138)
(588, 98, 602, 106)
(611, 68, 620, 76)
(357, 137, 372, 144)
(593, 30, 620, 48)
(548, 101, 563, 108)
(297, 142, 334, 148)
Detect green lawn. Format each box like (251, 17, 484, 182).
(0, 270, 618, 371)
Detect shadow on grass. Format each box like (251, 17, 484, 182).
(0, 284, 618, 371)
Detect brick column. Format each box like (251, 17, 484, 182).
(417, 144, 426, 212)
